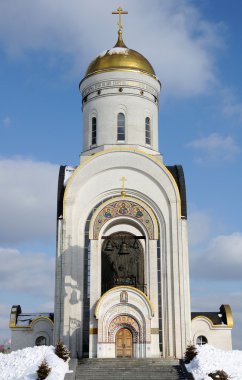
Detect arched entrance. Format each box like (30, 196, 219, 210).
(102, 232, 145, 294)
(116, 328, 133, 358)
(95, 288, 155, 358)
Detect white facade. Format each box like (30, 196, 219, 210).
(191, 317, 232, 351)
(54, 39, 193, 358)
(80, 71, 160, 152)
(54, 149, 191, 358)
(191, 305, 233, 351)
(9, 305, 54, 351)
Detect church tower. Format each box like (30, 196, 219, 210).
(54, 8, 191, 359)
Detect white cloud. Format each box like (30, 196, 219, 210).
(187, 133, 241, 164)
(0, 304, 11, 341)
(0, 247, 55, 297)
(2, 116, 11, 128)
(190, 232, 242, 280)
(0, 245, 55, 341)
(0, 305, 10, 330)
(0, 157, 59, 244)
(37, 301, 54, 312)
(188, 209, 214, 247)
(0, 0, 223, 97)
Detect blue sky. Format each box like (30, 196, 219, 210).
(0, 0, 242, 349)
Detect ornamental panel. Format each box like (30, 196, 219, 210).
(108, 315, 140, 343)
(93, 199, 154, 239)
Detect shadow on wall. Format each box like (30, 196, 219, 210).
(55, 242, 88, 358)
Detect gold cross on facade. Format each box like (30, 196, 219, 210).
(120, 176, 127, 197)
(112, 7, 128, 36)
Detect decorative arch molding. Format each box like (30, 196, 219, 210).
(192, 316, 226, 329)
(95, 287, 153, 347)
(89, 196, 158, 240)
(63, 147, 182, 219)
(95, 286, 154, 319)
(109, 315, 139, 343)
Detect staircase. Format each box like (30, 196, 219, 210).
(75, 358, 188, 379)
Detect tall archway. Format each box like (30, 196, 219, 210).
(101, 232, 145, 294)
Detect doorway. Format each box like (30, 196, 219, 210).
(116, 328, 133, 357)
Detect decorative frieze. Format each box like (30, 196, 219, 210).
(82, 79, 158, 98)
(93, 199, 154, 239)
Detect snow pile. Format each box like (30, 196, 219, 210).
(98, 47, 129, 57)
(108, 47, 129, 55)
(0, 345, 69, 380)
(99, 50, 108, 58)
(186, 344, 242, 380)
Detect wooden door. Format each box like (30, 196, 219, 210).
(116, 328, 133, 357)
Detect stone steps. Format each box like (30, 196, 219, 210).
(75, 358, 188, 380)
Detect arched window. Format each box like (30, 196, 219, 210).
(35, 336, 47, 346)
(196, 335, 208, 346)
(91, 117, 97, 145)
(145, 117, 151, 145)
(117, 113, 125, 141)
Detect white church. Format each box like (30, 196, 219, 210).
(10, 8, 233, 359)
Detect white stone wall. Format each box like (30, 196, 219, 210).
(191, 318, 232, 351)
(55, 148, 191, 358)
(80, 71, 160, 152)
(11, 319, 54, 351)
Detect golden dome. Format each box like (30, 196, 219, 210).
(85, 33, 156, 79)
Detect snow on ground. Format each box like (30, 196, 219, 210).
(0, 346, 69, 380)
(186, 344, 242, 380)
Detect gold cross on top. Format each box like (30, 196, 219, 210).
(112, 7, 128, 35)
(120, 176, 127, 197)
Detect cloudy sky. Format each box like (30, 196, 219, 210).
(0, 0, 241, 349)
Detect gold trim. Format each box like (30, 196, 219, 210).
(151, 328, 159, 334)
(94, 285, 154, 317)
(223, 305, 234, 328)
(9, 320, 16, 328)
(89, 195, 158, 240)
(63, 147, 181, 219)
(89, 327, 98, 334)
(191, 315, 232, 329)
(82, 68, 159, 83)
(9, 316, 54, 329)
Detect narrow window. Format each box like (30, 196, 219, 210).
(117, 113, 125, 141)
(145, 117, 151, 145)
(196, 335, 208, 346)
(91, 117, 97, 145)
(35, 336, 47, 346)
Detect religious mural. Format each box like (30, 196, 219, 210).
(93, 199, 155, 239)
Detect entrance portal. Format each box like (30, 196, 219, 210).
(116, 328, 133, 358)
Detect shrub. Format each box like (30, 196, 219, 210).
(55, 341, 70, 362)
(36, 359, 51, 380)
(184, 344, 198, 364)
(208, 370, 230, 380)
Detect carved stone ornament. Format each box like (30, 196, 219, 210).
(120, 291, 128, 303)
